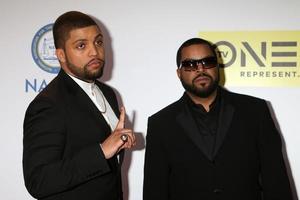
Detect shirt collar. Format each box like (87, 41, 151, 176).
(67, 73, 96, 95)
(184, 88, 221, 113)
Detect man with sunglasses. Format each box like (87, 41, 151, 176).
(143, 38, 293, 200)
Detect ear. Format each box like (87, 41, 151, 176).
(55, 49, 66, 63)
(176, 68, 181, 79)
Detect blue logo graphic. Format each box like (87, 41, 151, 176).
(31, 24, 60, 74)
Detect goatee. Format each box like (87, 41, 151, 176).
(180, 73, 219, 98)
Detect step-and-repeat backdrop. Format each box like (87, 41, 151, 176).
(0, 0, 299, 199)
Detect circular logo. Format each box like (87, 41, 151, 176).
(214, 41, 237, 68)
(31, 24, 60, 74)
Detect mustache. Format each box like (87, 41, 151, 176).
(192, 73, 212, 82)
(86, 58, 105, 66)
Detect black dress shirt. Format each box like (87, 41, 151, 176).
(185, 90, 221, 160)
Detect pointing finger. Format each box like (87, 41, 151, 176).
(116, 107, 125, 129)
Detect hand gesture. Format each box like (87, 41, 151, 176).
(101, 107, 136, 159)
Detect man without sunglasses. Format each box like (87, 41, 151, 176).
(23, 11, 136, 200)
(143, 38, 293, 200)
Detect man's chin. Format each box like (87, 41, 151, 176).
(192, 84, 218, 98)
(85, 68, 103, 80)
(181, 79, 218, 98)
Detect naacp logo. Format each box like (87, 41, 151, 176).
(31, 24, 60, 74)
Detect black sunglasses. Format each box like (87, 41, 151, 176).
(179, 56, 218, 71)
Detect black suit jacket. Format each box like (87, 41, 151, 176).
(143, 87, 292, 200)
(23, 70, 123, 200)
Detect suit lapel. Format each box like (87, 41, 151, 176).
(75, 86, 111, 134)
(213, 89, 235, 158)
(95, 81, 125, 165)
(95, 81, 120, 117)
(59, 70, 123, 168)
(176, 96, 212, 160)
(60, 70, 111, 136)
(175, 89, 236, 161)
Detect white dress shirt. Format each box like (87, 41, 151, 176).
(68, 74, 119, 131)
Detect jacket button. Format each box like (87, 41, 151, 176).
(213, 188, 223, 194)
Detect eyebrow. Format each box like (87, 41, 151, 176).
(72, 33, 103, 44)
(94, 33, 103, 41)
(182, 55, 216, 61)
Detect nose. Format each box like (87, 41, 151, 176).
(89, 45, 98, 56)
(195, 63, 206, 72)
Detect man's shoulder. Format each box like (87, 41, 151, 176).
(222, 88, 267, 107)
(35, 74, 64, 101)
(26, 76, 62, 109)
(28, 70, 74, 110)
(149, 97, 183, 120)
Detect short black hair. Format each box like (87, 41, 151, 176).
(53, 11, 97, 49)
(176, 38, 217, 67)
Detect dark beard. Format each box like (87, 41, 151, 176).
(83, 63, 104, 80)
(180, 73, 219, 98)
(66, 58, 104, 81)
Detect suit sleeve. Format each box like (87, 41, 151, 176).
(258, 101, 293, 200)
(23, 98, 111, 199)
(143, 117, 170, 200)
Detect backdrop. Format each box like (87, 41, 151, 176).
(0, 0, 299, 199)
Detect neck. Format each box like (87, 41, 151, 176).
(61, 64, 96, 83)
(186, 89, 218, 112)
